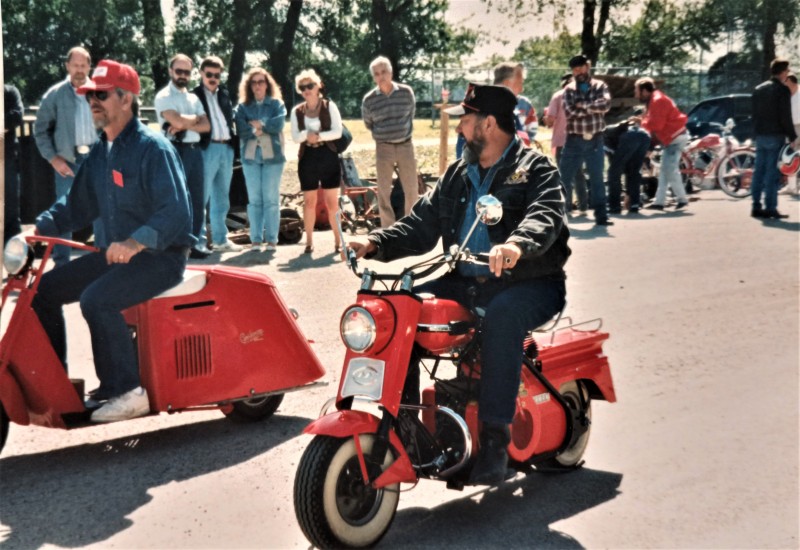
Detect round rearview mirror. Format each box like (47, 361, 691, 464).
(476, 195, 503, 226)
(339, 195, 356, 219)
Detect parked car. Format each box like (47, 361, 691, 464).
(685, 94, 753, 142)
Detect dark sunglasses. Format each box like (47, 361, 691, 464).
(174, 68, 191, 77)
(84, 90, 114, 102)
(204, 71, 221, 80)
(251, 79, 267, 86)
(298, 83, 316, 92)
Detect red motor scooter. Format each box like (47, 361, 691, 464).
(293, 196, 616, 549)
(0, 236, 326, 453)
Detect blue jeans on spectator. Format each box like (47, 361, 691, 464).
(654, 132, 688, 207)
(4, 157, 21, 243)
(556, 146, 588, 211)
(751, 134, 785, 212)
(52, 153, 91, 267)
(202, 143, 235, 246)
(414, 275, 565, 425)
(242, 159, 284, 244)
(559, 134, 607, 222)
(175, 144, 207, 247)
(607, 128, 651, 211)
(31, 248, 187, 399)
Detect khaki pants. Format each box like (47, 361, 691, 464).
(375, 140, 418, 227)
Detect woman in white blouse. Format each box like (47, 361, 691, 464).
(290, 69, 343, 254)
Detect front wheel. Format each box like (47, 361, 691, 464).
(0, 402, 9, 454)
(222, 394, 284, 422)
(294, 435, 400, 549)
(717, 149, 755, 198)
(540, 381, 592, 469)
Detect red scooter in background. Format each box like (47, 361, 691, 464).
(294, 196, 616, 549)
(0, 236, 326, 453)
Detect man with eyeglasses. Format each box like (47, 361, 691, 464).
(33, 60, 195, 423)
(155, 53, 212, 258)
(34, 46, 100, 267)
(192, 55, 240, 252)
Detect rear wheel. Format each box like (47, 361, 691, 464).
(0, 402, 9, 453)
(717, 148, 755, 198)
(295, 435, 399, 549)
(222, 394, 283, 422)
(540, 381, 591, 468)
(278, 208, 303, 244)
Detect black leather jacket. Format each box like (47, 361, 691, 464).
(752, 77, 797, 140)
(192, 84, 236, 149)
(368, 139, 570, 281)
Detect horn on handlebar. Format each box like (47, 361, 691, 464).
(336, 196, 359, 273)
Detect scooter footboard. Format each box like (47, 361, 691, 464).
(304, 410, 416, 488)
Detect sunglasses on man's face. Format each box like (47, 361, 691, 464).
(173, 68, 191, 77)
(298, 83, 316, 92)
(204, 72, 221, 80)
(85, 90, 114, 102)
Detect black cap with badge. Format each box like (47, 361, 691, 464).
(444, 82, 517, 126)
(568, 54, 589, 68)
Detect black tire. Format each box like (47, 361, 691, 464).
(717, 148, 755, 198)
(294, 435, 399, 549)
(278, 208, 303, 244)
(222, 394, 283, 423)
(540, 381, 591, 468)
(0, 402, 9, 454)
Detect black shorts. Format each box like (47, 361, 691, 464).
(299, 146, 341, 192)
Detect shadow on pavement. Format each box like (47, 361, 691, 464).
(0, 415, 308, 548)
(382, 467, 622, 549)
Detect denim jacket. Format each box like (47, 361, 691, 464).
(234, 98, 287, 165)
(368, 139, 571, 281)
(36, 117, 195, 250)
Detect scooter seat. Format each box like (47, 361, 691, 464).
(153, 270, 207, 299)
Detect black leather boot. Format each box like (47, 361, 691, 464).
(469, 422, 512, 485)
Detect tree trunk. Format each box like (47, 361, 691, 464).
(228, 0, 253, 103)
(269, 0, 303, 104)
(581, 0, 598, 64)
(140, 0, 169, 91)
(760, 1, 779, 80)
(371, 0, 413, 77)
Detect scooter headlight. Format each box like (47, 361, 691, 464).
(341, 306, 377, 352)
(3, 236, 30, 276)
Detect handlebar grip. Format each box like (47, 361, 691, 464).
(473, 253, 490, 264)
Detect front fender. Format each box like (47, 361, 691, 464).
(303, 410, 417, 487)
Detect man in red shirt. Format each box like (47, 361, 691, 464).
(635, 78, 689, 211)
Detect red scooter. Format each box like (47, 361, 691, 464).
(0, 236, 326, 453)
(294, 196, 616, 549)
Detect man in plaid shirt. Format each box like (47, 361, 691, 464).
(557, 54, 613, 226)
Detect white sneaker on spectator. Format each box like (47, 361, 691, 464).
(91, 386, 150, 423)
(264, 243, 277, 251)
(214, 240, 243, 252)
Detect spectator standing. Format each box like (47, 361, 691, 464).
(362, 56, 419, 227)
(234, 68, 287, 251)
(192, 55, 240, 252)
(290, 69, 343, 254)
(493, 62, 537, 143)
(4, 84, 24, 243)
(749, 58, 797, 219)
(634, 77, 689, 211)
(558, 54, 613, 226)
(33, 46, 98, 266)
(155, 53, 211, 258)
(33, 60, 194, 423)
(544, 73, 588, 212)
(782, 73, 800, 194)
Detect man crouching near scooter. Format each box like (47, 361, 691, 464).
(32, 60, 196, 423)
(348, 83, 570, 484)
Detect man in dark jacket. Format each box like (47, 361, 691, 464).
(750, 58, 797, 219)
(349, 83, 569, 485)
(4, 83, 24, 243)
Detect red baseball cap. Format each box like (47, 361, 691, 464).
(78, 60, 141, 95)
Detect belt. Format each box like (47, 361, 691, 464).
(211, 139, 231, 144)
(306, 142, 325, 148)
(76, 145, 91, 155)
(570, 132, 601, 141)
(381, 138, 412, 145)
(174, 142, 200, 149)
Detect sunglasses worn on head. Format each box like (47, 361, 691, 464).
(204, 72, 221, 80)
(174, 68, 191, 77)
(299, 83, 316, 92)
(85, 90, 113, 102)
(251, 79, 267, 86)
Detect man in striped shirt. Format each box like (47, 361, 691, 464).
(362, 56, 419, 227)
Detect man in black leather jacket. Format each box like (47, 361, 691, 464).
(350, 83, 570, 484)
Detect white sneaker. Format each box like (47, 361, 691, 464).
(91, 386, 150, 423)
(264, 243, 277, 251)
(214, 240, 243, 252)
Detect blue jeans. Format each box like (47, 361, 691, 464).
(607, 128, 650, 210)
(558, 134, 607, 221)
(31, 248, 187, 399)
(52, 153, 91, 267)
(751, 134, 785, 211)
(415, 275, 566, 425)
(654, 133, 688, 206)
(202, 143, 235, 245)
(4, 157, 21, 243)
(556, 146, 588, 211)
(242, 161, 284, 244)
(175, 144, 207, 246)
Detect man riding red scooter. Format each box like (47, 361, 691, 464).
(348, 83, 570, 484)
